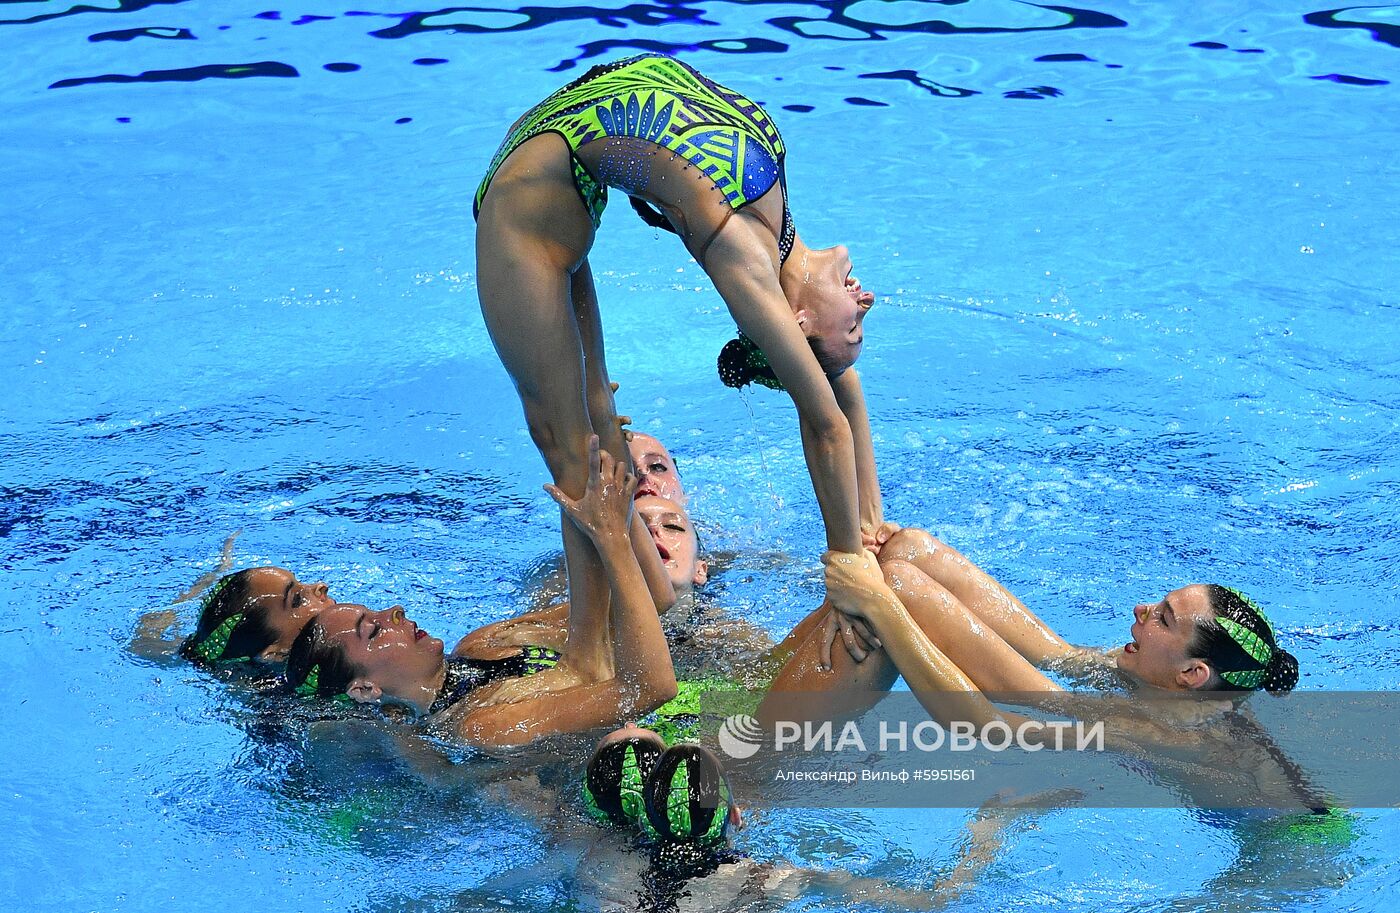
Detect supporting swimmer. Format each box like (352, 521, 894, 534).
(181, 567, 333, 665)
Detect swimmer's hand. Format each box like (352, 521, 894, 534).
(860, 520, 902, 556)
(819, 549, 893, 669)
(608, 381, 635, 442)
(544, 435, 635, 545)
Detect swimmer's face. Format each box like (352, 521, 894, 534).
(636, 495, 707, 594)
(320, 603, 446, 711)
(1116, 584, 1214, 690)
(242, 566, 335, 660)
(628, 433, 686, 504)
(790, 244, 873, 374)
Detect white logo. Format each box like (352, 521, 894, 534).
(718, 714, 764, 759)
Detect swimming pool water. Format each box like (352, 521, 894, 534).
(4, 1, 1399, 910)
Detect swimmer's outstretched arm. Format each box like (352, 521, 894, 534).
(830, 369, 888, 540)
(130, 530, 242, 660)
(545, 438, 677, 714)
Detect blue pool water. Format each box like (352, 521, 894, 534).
(4, 1, 1399, 910)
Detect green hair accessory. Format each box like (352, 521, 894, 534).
(718, 334, 786, 392)
(296, 664, 322, 697)
(582, 779, 607, 823)
(1220, 666, 1267, 690)
(1225, 586, 1275, 639)
(659, 757, 729, 844)
(583, 741, 648, 827)
(702, 776, 731, 843)
(620, 743, 647, 824)
(1217, 616, 1272, 690)
(666, 759, 693, 837)
(189, 612, 245, 664)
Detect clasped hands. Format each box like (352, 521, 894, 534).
(818, 540, 903, 671)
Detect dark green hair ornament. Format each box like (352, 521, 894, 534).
(182, 574, 253, 664)
(1198, 585, 1298, 694)
(296, 664, 322, 697)
(717, 333, 785, 391)
(187, 611, 247, 664)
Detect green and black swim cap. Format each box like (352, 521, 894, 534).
(643, 744, 734, 846)
(583, 732, 665, 828)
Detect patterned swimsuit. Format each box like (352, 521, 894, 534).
(474, 54, 795, 262)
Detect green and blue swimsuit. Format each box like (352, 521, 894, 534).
(474, 54, 795, 262)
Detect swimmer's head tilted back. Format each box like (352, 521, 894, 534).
(644, 744, 734, 844)
(181, 567, 333, 665)
(285, 604, 447, 713)
(643, 744, 737, 878)
(1117, 583, 1299, 694)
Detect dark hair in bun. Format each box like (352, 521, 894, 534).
(717, 334, 785, 391)
(1191, 585, 1299, 695)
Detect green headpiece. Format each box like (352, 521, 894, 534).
(584, 741, 649, 827)
(188, 612, 246, 664)
(658, 757, 730, 845)
(1217, 616, 1272, 689)
(1215, 588, 1276, 690)
(296, 664, 322, 697)
(718, 334, 785, 391)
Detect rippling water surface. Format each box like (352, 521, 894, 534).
(3, 1, 1398, 911)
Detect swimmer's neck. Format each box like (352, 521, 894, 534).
(778, 233, 812, 306)
(404, 660, 448, 716)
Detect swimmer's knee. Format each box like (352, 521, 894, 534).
(883, 527, 940, 557)
(881, 559, 921, 588)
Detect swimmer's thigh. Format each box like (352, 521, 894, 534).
(757, 606, 899, 728)
(475, 137, 598, 480)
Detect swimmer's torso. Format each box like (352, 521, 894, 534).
(475, 54, 793, 263)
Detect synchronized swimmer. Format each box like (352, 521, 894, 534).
(142, 52, 1334, 906)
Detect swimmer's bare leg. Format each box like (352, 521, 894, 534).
(446, 439, 676, 744)
(476, 137, 613, 686)
(570, 260, 675, 614)
(879, 527, 1073, 666)
(757, 603, 899, 728)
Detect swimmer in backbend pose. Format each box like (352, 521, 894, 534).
(474, 53, 887, 696)
(287, 437, 679, 748)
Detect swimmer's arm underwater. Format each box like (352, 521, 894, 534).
(129, 531, 241, 660)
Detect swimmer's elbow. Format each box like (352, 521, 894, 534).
(801, 410, 854, 453)
(638, 668, 678, 715)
